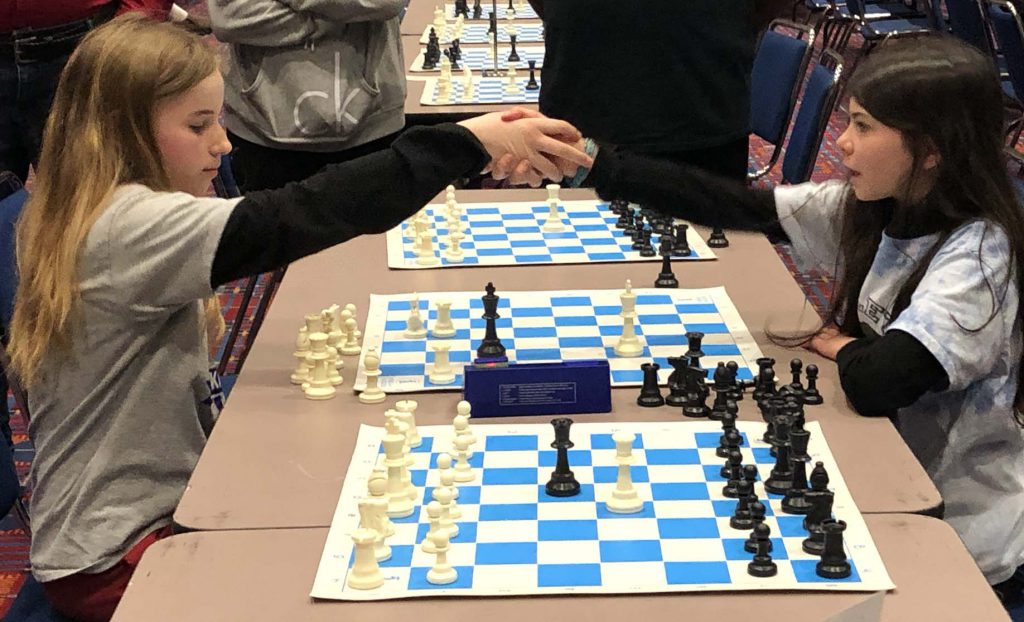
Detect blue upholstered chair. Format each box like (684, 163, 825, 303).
(781, 49, 846, 184)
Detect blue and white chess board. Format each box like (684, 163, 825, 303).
(420, 22, 545, 44)
(419, 75, 540, 105)
(310, 420, 895, 600)
(353, 287, 762, 393)
(445, 2, 540, 20)
(386, 199, 716, 269)
(410, 45, 544, 73)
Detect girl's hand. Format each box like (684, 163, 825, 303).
(805, 325, 856, 361)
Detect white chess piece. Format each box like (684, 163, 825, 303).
(431, 300, 456, 338)
(453, 14, 465, 38)
(445, 230, 465, 263)
(541, 198, 564, 232)
(416, 231, 440, 266)
(505, 11, 518, 37)
(359, 347, 387, 404)
(452, 435, 475, 482)
(358, 499, 392, 562)
(366, 475, 396, 537)
(452, 414, 476, 458)
(437, 57, 453, 103)
(340, 317, 361, 356)
(301, 333, 337, 400)
(290, 325, 312, 384)
(428, 342, 456, 385)
(395, 399, 422, 448)
(324, 305, 345, 371)
(614, 279, 643, 357)
(436, 453, 459, 500)
(457, 400, 472, 419)
(421, 501, 444, 554)
(433, 5, 445, 31)
(347, 529, 385, 590)
(439, 469, 462, 520)
(504, 64, 519, 94)
(405, 295, 428, 338)
(344, 303, 362, 339)
(546, 183, 560, 204)
(606, 431, 643, 514)
(382, 417, 413, 517)
(426, 530, 458, 585)
(460, 65, 474, 102)
(319, 309, 343, 385)
(432, 485, 459, 539)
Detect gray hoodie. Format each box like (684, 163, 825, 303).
(209, 0, 407, 152)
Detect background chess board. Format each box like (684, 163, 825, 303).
(420, 22, 546, 44)
(410, 46, 545, 73)
(419, 76, 540, 105)
(353, 287, 763, 393)
(445, 2, 540, 19)
(386, 199, 716, 269)
(311, 420, 895, 600)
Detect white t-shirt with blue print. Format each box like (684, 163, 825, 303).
(774, 180, 1024, 585)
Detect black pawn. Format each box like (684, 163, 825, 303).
(525, 60, 539, 91)
(789, 358, 804, 391)
(816, 519, 852, 579)
(637, 362, 665, 407)
(654, 253, 678, 288)
(722, 455, 743, 499)
(752, 356, 776, 401)
(445, 48, 460, 71)
(781, 457, 813, 515)
(803, 364, 824, 405)
(725, 360, 744, 401)
(717, 428, 742, 460)
(743, 464, 760, 490)
(507, 34, 520, 62)
(720, 447, 743, 479)
(473, 0, 483, 18)
(707, 226, 729, 248)
(744, 501, 770, 553)
(729, 479, 755, 530)
(673, 223, 692, 256)
(546, 418, 580, 497)
(746, 523, 778, 578)
(709, 362, 731, 420)
(639, 230, 657, 257)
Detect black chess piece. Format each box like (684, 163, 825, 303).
(507, 33, 521, 62)
(802, 463, 835, 555)
(673, 223, 692, 256)
(730, 479, 756, 530)
(816, 519, 852, 579)
(764, 441, 794, 495)
(476, 282, 507, 360)
(747, 523, 778, 578)
(743, 463, 759, 490)
(637, 362, 665, 407)
(717, 428, 742, 460)
(781, 456, 813, 514)
(720, 446, 743, 479)
(744, 501, 770, 553)
(488, 10, 497, 33)
(789, 358, 804, 390)
(682, 366, 710, 418)
(752, 357, 777, 402)
(454, 0, 469, 17)
(707, 226, 729, 248)
(445, 48, 461, 71)
(639, 230, 657, 257)
(525, 59, 539, 90)
(722, 452, 743, 499)
(768, 411, 791, 458)
(508, 0, 515, 9)
(451, 39, 463, 60)
(684, 331, 705, 363)
(473, 0, 483, 19)
(546, 418, 580, 497)
(709, 362, 731, 420)
(665, 356, 688, 408)
(789, 427, 811, 461)
(725, 361, 744, 401)
(654, 253, 678, 288)
(803, 363, 824, 405)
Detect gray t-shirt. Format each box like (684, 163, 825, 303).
(28, 184, 239, 581)
(776, 180, 1024, 584)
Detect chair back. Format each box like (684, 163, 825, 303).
(782, 50, 845, 184)
(947, 0, 994, 53)
(750, 19, 816, 179)
(212, 153, 240, 199)
(986, 0, 1024, 99)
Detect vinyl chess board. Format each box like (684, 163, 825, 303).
(386, 199, 716, 269)
(353, 287, 762, 393)
(410, 45, 544, 73)
(445, 2, 540, 19)
(419, 76, 540, 105)
(310, 420, 894, 600)
(420, 22, 545, 44)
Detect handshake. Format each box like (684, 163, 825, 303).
(458, 108, 594, 187)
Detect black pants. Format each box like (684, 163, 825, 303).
(226, 129, 405, 193)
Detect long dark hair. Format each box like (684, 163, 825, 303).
(811, 36, 1024, 420)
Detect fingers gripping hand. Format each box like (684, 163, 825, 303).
(459, 112, 592, 182)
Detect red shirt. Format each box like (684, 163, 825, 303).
(0, 1, 173, 33)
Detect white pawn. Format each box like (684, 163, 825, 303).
(606, 431, 643, 514)
(614, 279, 643, 357)
(318, 310, 343, 385)
(405, 295, 427, 338)
(432, 485, 459, 539)
(421, 501, 444, 554)
(440, 469, 462, 520)
(432, 5, 445, 30)
(445, 184, 457, 204)
(416, 231, 440, 266)
(346, 528, 384, 590)
(437, 57, 453, 103)
(453, 436, 475, 482)
(395, 399, 422, 448)
(340, 317, 361, 356)
(426, 530, 457, 585)
(460, 65, 474, 102)
(290, 325, 312, 384)
(367, 474, 396, 537)
(504, 64, 520, 94)
(445, 230, 465, 263)
(428, 342, 456, 385)
(324, 305, 345, 371)
(358, 499, 392, 562)
(436, 453, 458, 500)
(457, 400, 472, 420)
(431, 300, 456, 338)
(301, 333, 337, 400)
(359, 347, 387, 404)
(452, 414, 476, 458)
(344, 303, 362, 339)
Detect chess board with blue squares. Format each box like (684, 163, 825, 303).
(420, 22, 545, 45)
(445, 2, 540, 20)
(410, 45, 544, 73)
(309, 420, 894, 600)
(419, 75, 540, 106)
(352, 287, 762, 394)
(385, 199, 715, 269)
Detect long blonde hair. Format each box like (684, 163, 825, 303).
(9, 14, 222, 386)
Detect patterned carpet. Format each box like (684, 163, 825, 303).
(0, 39, 848, 619)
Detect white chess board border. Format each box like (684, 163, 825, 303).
(409, 45, 545, 73)
(353, 286, 763, 393)
(385, 199, 716, 269)
(419, 75, 539, 106)
(444, 2, 540, 20)
(310, 420, 895, 600)
(420, 22, 545, 45)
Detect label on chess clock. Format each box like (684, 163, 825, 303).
(464, 360, 611, 417)
(499, 382, 577, 406)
